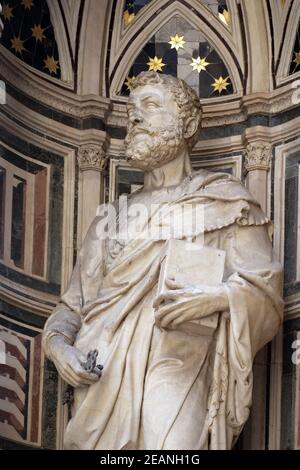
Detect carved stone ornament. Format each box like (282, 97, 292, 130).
(77, 145, 108, 172)
(245, 141, 273, 172)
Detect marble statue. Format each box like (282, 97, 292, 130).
(42, 71, 283, 450)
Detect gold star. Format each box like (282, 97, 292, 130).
(169, 33, 186, 51)
(280, 0, 286, 7)
(21, 0, 34, 9)
(219, 9, 230, 26)
(10, 36, 25, 55)
(211, 76, 230, 94)
(190, 56, 210, 73)
(147, 56, 165, 72)
(2, 3, 14, 21)
(123, 10, 135, 27)
(293, 51, 300, 67)
(31, 24, 46, 42)
(125, 76, 136, 91)
(44, 56, 60, 75)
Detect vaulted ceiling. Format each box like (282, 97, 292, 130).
(0, 0, 299, 103)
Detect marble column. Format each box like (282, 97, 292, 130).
(77, 144, 108, 242)
(245, 141, 272, 213)
(242, 140, 273, 449)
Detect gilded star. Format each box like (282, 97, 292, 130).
(293, 51, 300, 67)
(31, 24, 46, 42)
(280, 0, 286, 7)
(10, 36, 25, 55)
(147, 56, 165, 72)
(2, 3, 14, 21)
(44, 55, 60, 75)
(123, 10, 135, 27)
(169, 33, 186, 51)
(21, 0, 34, 10)
(190, 56, 210, 73)
(125, 76, 136, 91)
(211, 76, 230, 94)
(218, 9, 230, 26)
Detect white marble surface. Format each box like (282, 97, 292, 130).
(43, 72, 283, 450)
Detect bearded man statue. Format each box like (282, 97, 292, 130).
(42, 72, 283, 450)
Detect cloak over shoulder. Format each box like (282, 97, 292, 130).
(43, 170, 283, 450)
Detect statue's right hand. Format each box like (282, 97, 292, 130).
(48, 336, 101, 388)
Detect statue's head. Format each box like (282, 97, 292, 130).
(125, 71, 201, 171)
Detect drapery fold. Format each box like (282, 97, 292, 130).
(42, 170, 283, 449)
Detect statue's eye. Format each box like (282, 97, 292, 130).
(146, 102, 159, 109)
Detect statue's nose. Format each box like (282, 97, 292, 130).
(129, 110, 143, 124)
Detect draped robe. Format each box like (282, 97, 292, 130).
(43, 170, 283, 450)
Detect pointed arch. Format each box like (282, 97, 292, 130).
(110, 0, 243, 70)
(269, 0, 293, 65)
(276, 0, 300, 85)
(109, 0, 244, 101)
(46, 0, 74, 85)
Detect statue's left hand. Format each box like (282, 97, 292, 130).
(153, 279, 229, 330)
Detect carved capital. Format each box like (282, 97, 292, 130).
(77, 145, 108, 172)
(244, 141, 272, 172)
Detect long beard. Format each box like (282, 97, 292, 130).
(125, 124, 184, 171)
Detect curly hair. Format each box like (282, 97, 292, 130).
(130, 71, 202, 150)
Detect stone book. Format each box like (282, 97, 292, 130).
(157, 239, 226, 336)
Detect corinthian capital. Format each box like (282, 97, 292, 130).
(245, 141, 273, 172)
(77, 145, 108, 172)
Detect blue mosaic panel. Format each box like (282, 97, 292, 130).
(120, 16, 233, 98)
(289, 23, 300, 76)
(123, 1, 231, 29)
(124, 0, 153, 14)
(123, 0, 153, 28)
(202, 0, 230, 27)
(0, 0, 61, 78)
